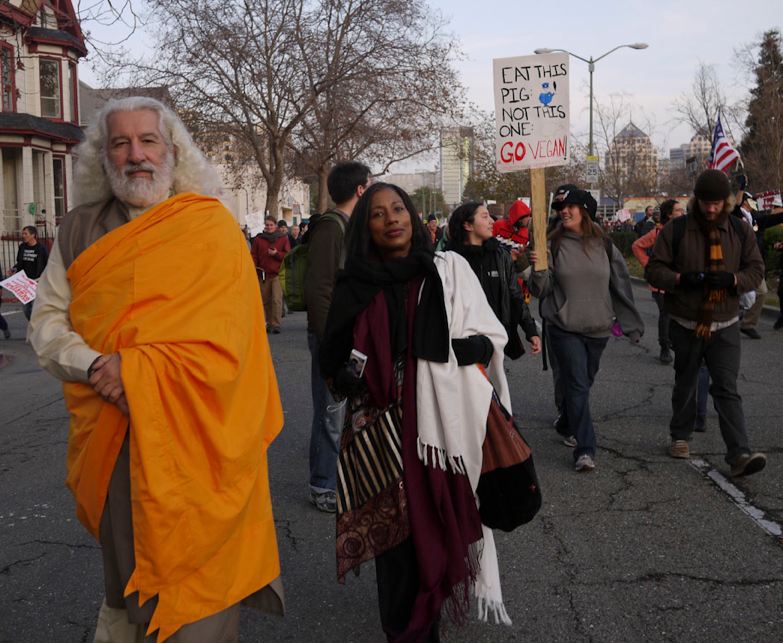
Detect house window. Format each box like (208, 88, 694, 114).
(53, 157, 66, 223)
(0, 44, 15, 112)
(68, 62, 78, 123)
(40, 59, 61, 119)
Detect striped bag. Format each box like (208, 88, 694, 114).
(336, 404, 403, 514)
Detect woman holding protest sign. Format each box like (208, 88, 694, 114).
(529, 188, 643, 473)
(320, 183, 517, 640)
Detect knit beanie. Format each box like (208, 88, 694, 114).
(693, 170, 730, 201)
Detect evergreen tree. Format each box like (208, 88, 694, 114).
(740, 30, 783, 191)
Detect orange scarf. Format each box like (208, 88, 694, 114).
(63, 193, 283, 641)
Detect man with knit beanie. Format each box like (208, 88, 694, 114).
(647, 169, 766, 477)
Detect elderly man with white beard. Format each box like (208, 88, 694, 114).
(29, 97, 285, 642)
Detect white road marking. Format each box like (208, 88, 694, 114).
(690, 458, 782, 539)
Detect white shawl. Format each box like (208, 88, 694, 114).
(416, 251, 513, 625)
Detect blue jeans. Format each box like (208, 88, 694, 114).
(547, 324, 609, 459)
(308, 332, 345, 493)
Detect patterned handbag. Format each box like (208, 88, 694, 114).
(336, 404, 403, 514)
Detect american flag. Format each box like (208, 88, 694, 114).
(707, 115, 740, 172)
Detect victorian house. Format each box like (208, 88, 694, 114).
(0, 0, 85, 245)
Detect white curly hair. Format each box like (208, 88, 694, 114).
(73, 96, 223, 206)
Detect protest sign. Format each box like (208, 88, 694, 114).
(493, 52, 570, 172)
(0, 271, 37, 304)
(756, 190, 782, 210)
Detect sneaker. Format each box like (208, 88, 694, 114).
(730, 452, 766, 477)
(740, 327, 761, 339)
(310, 490, 336, 513)
(669, 439, 690, 459)
(774, 316, 783, 331)
(562, 435, 577, 448)
(270, 326, 281, 334)
(659, 346, 673, 364)
(694, 417, 706, 433)
(574, 454, 595, 472)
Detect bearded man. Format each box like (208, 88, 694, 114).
(647, 170, 766, 477)
(29, 97, 284, 642)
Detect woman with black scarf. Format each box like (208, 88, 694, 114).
(320, 183, 513, 641)
(446, 202, 541, 359)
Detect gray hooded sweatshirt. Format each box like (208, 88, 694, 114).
(529, 231, 644, 339)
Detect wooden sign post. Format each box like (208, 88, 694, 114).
(530, 167, 548, 270)
(492, 52, 570, 272)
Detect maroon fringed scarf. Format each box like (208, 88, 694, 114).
(354, 281, 484, 640)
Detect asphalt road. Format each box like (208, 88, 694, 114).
(1, 287, 782, 643)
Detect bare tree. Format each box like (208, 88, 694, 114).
(674, 63, 746, 141)
(117, 0, 461, 216)
(75, 0, 145, 65)
(290, 4, 463, 212)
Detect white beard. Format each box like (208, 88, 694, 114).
(106, 151, 175, 209)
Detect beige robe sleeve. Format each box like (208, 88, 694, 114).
(29, 240, 101, 382)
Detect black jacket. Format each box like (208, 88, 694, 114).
(731, 205, 783, 261)
(449, 239, 538, 359)
(14, 242, 49, 279)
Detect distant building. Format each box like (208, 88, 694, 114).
(439, 127, 473, 210)
(381, 171, 437, 196)
(669, 146, 686, 169)
(606, 122, 658, 187)
(79, 82, 173, 127)
(0, 0, 86, 241)
(198, 130, 310, 227)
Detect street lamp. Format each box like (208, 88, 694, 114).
(534, 43, 648, 157)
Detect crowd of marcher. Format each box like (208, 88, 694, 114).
(5, 94, 778, 642)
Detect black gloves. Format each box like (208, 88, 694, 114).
(704, 271, 735, 290)
(334, 365, 366, 398)
(452, 335, 494, 366)
(679, 272, 705, 289)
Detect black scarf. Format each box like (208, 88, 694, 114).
(319, 248, 450, 379)
(258, 230, 286, 242)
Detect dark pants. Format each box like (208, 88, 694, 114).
(669, 321, 750, 464)
(545, 327, 565, 417)
(778, 273, 783, 317)
(697, 365, 709, 422)
(23, 300, 33, 321)
(651, 292, 670, 348)
(375, 539, 439, 642)
(547, 324, 609, 459)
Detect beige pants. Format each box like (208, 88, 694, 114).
(260, 276, 283, 330)
(94, 599, 240, 643)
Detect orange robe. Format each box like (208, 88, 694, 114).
(62, 193, 283, 641)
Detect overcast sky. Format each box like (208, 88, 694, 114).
(427, 0, 779, 153)
(80, 0, 780, 169)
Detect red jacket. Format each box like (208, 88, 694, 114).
(251, 232, 290, 277)
(493, 200, 530, 246)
